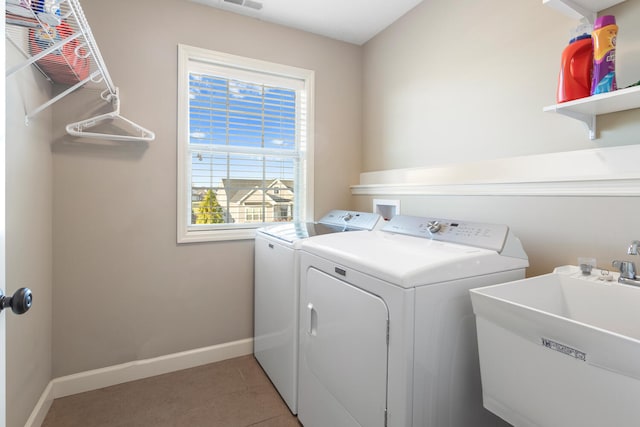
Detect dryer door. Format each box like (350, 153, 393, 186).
(299, 267, 389, 427)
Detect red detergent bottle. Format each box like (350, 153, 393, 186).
(557, 24, 593, 103)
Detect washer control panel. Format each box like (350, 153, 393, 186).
(318, 210, 381, 230)
(382, 215, 509, 252)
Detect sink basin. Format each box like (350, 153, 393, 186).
(470, 265, 640, 427)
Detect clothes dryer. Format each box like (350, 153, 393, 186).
(254, 210, 381, 413)
(297, 215, 529, 427)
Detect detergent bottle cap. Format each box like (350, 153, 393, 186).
(594, 15, 616, 30)
(569, 22, 592, 44)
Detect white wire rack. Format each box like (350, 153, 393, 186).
(5, 0, 154, 141)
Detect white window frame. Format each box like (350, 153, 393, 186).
(177, 44, 314, 243)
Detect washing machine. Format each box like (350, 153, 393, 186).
(297, 215, 529, 427)
(254, 210, 382, 413)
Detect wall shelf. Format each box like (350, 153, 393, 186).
(543, 85, 640, 139)
(6, 0, 154, 141)
(350, 145, 640, 197)
(6, 0, 115, 120)
(542, 0, 637, 139)
(543, 0, 625, 23)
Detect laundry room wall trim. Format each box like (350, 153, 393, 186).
(351, 145, 640, 197)
(24, 338, 253, 427)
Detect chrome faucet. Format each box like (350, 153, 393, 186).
(612, 259, 637, 279)
(613, 240, 640, 287)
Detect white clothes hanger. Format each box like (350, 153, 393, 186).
(66, 88, 156, 142)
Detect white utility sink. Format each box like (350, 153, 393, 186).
(470, 265, 640, 427)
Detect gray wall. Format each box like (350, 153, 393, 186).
(6, 41, 53, 427)
(359, 0, 640, 276)
(362, 0, 640, 171)
(51, 0, 363, 377)
(354, 195, 640, 278)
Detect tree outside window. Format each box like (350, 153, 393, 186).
(195, 189, 224, 224)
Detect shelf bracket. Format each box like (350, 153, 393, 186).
(557, 109, 597, 140)
(25, 70, 102, 125)
(563, 0, 597, 23)
(543, 0, 597, 24)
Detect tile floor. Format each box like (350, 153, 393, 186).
(42, 355, 301, 427)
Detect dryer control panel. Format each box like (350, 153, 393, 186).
(318, 210, 381, 230)
(382, 215, 509, 252)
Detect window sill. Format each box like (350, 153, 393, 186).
(177, 227, 258, 243)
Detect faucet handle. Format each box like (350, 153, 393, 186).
(612, 260, 637, 279)
(628, 240, 640, 255)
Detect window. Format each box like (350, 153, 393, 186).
(177, 45, 314, 242)
(275, 205, 290, 221)
(245, 207, 263, 222)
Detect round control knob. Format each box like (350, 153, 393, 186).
(343, 213, 353, 221)
(426, 221, 441, 234)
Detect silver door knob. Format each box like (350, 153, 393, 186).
(0, 288, 32, 315)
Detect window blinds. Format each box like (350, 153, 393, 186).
(187, 66, 306, 226)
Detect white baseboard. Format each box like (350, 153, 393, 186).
(24, 382, 54, 427)
(25, 338, 254, 427)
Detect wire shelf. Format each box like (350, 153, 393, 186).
(6, 0, 154, 141)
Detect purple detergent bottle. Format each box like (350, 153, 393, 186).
(591, 15, 618, 95)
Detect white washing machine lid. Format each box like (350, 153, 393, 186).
(257, 222, 345, 244)
(256, 210, 381, 244)
(300, 216, 528, 288)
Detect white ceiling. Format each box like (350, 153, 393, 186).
(191, 0, 424, 45)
